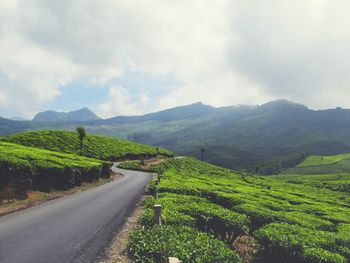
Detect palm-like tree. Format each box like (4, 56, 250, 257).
(76, 126, 86, 155)
(200, 146, 207, 161)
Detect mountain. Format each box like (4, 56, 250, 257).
(87, 99, 350, 169)
(101, 102, 215, 124)
(32, 108, 101, 122)
(3, 100, 350, 170)
(0, 117, 32, 135)
(9, 116, 27, 121)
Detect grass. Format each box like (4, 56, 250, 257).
(1, 130, 173, 161)
(126, 158, 350, 263)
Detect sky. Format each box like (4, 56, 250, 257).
(0, 0, 350, 119)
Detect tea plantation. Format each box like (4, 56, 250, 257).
(0, 141, 111, 200)
(277, 153, 350, 193)
(1, 130, 173, 160)
(127, 158, 350, 263)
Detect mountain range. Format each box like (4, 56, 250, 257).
(32, 108, 101, 122)
(2, 100, 350, 170)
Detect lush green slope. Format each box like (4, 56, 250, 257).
(297, 153, 350, 167)
(1, 130, 173, 160)
(273, 153, 350, 193)
(0, 141, 111, 199)
(128, 158, 350, 263)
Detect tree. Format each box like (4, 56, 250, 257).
(76, 126, 86, 155)
(254, 165, 261, 175)
(200, 146, 207, 161)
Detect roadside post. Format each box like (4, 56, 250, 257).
(154, 185, 158, 199)
(154, 204, 162, 225)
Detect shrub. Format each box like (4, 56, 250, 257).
(0, 142, 112, 198)
(1, 130, 173, 160)
(127, 225, 241, 263)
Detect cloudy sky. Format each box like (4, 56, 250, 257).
(0, 0, 350, 119)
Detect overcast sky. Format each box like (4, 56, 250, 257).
(1, 0, 350, 119)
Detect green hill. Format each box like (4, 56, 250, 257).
(1, 130, 173, 161)
(127, 158, 350, 263)
(272, 153, 350, 193)
(283, 153, 350, 175)
(297, 153, 350, 167)
(0, 141, 111, 200)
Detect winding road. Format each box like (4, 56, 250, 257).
(0, 164, 152, 263)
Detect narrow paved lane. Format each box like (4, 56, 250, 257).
(0, 164, 152, 263)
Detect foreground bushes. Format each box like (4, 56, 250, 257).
(141, 194, 249, 242)
(255, 223, 346, 263)
(0, 142, 111, 199)
(127, 225, 241, 263)
(129, 158, 350, 263)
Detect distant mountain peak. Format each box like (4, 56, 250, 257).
(32, 108, 101, 122)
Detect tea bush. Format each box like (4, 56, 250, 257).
(1, 130, 173, 160)
(129, 158, 350, 263)
(0, 142, 111, 197)
(127, 225, 241, 263)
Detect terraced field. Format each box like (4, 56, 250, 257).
(127, 158, 350, 263)
(277, 153, 350, 193)
(0, 141, 111, 200)
(1, 130, 173, 161)
(297, 154, 350, 167)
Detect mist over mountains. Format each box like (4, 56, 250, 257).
(2, 100, 350, 170)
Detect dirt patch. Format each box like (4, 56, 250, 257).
(232, 235, 260, 263)
(104, 196, 147, 263)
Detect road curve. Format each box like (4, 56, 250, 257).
(0, 164, 152, 263)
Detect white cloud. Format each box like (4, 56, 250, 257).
(97, 86, 147, 118)
(1, 0, 350, 118)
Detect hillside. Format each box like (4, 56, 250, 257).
(0, 117, 32, 135)
(0, 130, 173, 160)
(4, 100, 350, 170)
(127, 158, 350, 262)
(32, 108, 101, 122)
(0, 141, 111, 200)
(272, 153, 350, 193)
(284, 153, 350, 174)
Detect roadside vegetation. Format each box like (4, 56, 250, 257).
(118, 160, 143, 170)
(0, 130, 173, 161)
(0, 141, 111, 202)
(126, 158, 350, 263)
(0, 130, 172, 208)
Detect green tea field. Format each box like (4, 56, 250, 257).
(276, 153, 350, 193)
(0, 141, 111, 201)
(0, 130, 173, 161)
(127, 158, 350, 263)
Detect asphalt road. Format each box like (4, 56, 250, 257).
(0, 164, 152, 263)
